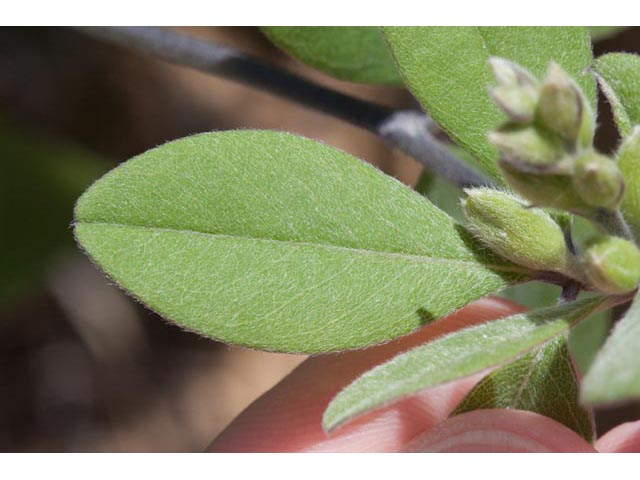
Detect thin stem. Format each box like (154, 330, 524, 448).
(591, 209, 634, 241)
(72, 26, 491, 189)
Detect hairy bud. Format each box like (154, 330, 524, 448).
(489, 57, 540, 123)
(499, 160, 592, 214)
(462, 188, 577, 276)
(536, 62, 594, 149)
(572, 150, 625, 210)
(490, 57, 539, 88)
(489, 125, 568, 172)
(581, 236, 640, 294)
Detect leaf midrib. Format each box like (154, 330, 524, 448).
(75, 221, 526, 274)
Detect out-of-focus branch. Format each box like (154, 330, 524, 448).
(73, 26, 491, 189)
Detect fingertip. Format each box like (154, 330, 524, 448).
(209, 297, 523, 452)
(404, 409, 597, 453)
(596, 419, 640, 452)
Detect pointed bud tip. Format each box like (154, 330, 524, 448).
(537, 62, 593, 147)
(489, 57, 539, 88)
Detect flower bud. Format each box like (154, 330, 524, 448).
(536, 62, 594, 149)
(499, 160, 593, 214)
(490, 57, 539, 88)
(572, 150, 625, 210)
(581, 236, 640, 294)
(489, 124, 568, 172)
(462, 188, 577, 276)
(489, 58, 540, 123)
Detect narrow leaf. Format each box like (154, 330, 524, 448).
(323, 296, 608, 432)
(594, 53, 640, 137)
(582, 292, 640, 405)
(382, 27, 595, 180)
(454, 334, 595, 443)
(262, 27, 401, 85)
(74, 130, 525, 354)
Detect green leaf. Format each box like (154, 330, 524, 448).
(569, 310, 610, 374)
(594, 53, 640, 138)
(323, 296, 608, 432)
(261, 27, 401, 85)
(74, 130, 525, 354)
(454, 334, 595, 443)
(618, 128, 640, 239)
(582, 292, 640, 405)
(382, 27, 595, 180)
(1, 118, 105, 304)
(500, 281, 560, 309)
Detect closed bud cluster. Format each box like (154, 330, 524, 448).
(461, 188, 579, 277)
(488, 59, 624, 213)
(581, 236, 640, 294)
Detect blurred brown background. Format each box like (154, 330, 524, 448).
(0, 26, 638, 452)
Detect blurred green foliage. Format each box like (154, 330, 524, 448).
(0, 119, 107, 305)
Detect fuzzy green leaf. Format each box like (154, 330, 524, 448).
(618, 128, 640, 239)
(594, 53, 640, 137)
(454, 334, 594, 443)
(382, 27, 595, 180)
(261, 27, 401, 85)
(74, 130, 525, 354)
(582, 292, 640, 405)
(323, 296, 608, 432)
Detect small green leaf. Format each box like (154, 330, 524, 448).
(382, 27, 595, 180)
(454, 335, 595, 443)
(323, 296, 608, 432)
(594, 53, 640, 137)
(261, 27, 401, 85)
(74, 130, 525, 354)
(582, 291, 640, 405)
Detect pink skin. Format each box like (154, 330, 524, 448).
(208, 298, 640, 453)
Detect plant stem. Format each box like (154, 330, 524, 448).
(591, 209, 634, 241)
(72, 26, 491, 189)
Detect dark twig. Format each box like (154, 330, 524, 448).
(560, 280, 581, 304)
(72, 26, 490, 189)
